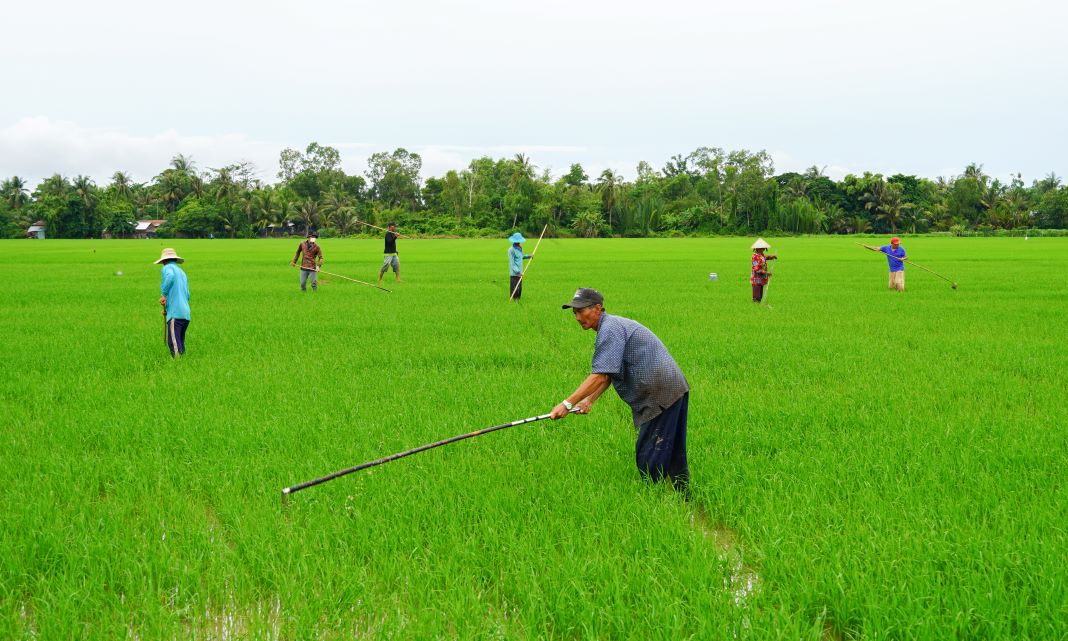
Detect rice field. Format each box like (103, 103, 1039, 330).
(1, 237, 1065, 640)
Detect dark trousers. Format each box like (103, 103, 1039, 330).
(509, 276, 523, 301)
(752, 283, 764, 302)
(635, 393, 689, 490)
(165, 318, 190, 357)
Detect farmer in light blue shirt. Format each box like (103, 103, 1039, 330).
(507, 232, 531, 301)
(155, 247, 191, 357)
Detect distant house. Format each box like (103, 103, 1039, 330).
(263, 221, 297, 238)
(132, 220, 167, 239)
(26, 221, 46, 239)
(101, 221, 136, 239)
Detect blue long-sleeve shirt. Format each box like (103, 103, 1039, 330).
(160, 262, 191, 321)
(508, 245, 530, 276)
(879, 245, 907, 272)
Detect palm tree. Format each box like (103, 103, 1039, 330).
(297, 199, 320, 234)
(110, 171, 133, 200)
(784, 177, 807, 200)
(274, 200, 294, 236)
(595, 169, 625, 232)
(170, 154, 196, 175)
(155, 172, 185, 212)
(2, 176, 30, 209)
(72, 175, 97, 211)
(1035, 171, 1061, 195)
(38, 174, 70, 198)
(861, 179, 904, 233)
(253, 191, 275, 235)
(189, 174, 205, 199)
(132, 188, 153, 218)
(510, 153, 536, 187)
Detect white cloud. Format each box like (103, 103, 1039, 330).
(0, 117, 284, 187)
(0, 117, 594, 188)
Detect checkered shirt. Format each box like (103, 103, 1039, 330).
(591, 313, 689, 427)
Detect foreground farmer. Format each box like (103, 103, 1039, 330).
(750, 238, 777, 302)
(155, 248, 191, 358)
(379, 222, 401, 284)
(291, 232, 323, 292)
(507, 232, 531, 301)
(864, 237, 907, 292)
(550, 288, 691, 489)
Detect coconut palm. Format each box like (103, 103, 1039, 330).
(72, 175, 97, 211)
(861, 179, 904, 233)
(37, 174, 70, 198)
(170, 154, 196, 175)
(2, 176, 31, 209)
(110, 172, 133, 200)
(155, 171, 185, 212)
(297, 199, 320, 234)
(595, 169, 625, 232)
(252, 191, 275, 234)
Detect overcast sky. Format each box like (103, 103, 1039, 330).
(2, 0, 1065, 187)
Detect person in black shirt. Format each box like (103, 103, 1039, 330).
(378, 222, 401, 284)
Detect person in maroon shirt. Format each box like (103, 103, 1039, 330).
(750, 238, 777, 302)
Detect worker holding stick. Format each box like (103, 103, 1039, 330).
(290, 231, 323, 292)
(550, 288, 691, 491)
(507, 232, 532, 301)
(750, 238, 777, 303)
(379, 222, 401, 284)
(155, 247, 191, 358)
(863, 236, 907, 292)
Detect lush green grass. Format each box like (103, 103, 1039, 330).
(1, 237, 1065, 640)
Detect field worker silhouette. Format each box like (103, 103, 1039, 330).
(507, 232, 531, 301)
(155, 248, 191, 358)
(550, 288, 691, 491)
(873, 236, 907, 292)
(379, 222, 401, 284)
(750, 238, 777, 303)
(291, 231, 323, 292)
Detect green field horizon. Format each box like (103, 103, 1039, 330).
(1, 237, 1065, 640)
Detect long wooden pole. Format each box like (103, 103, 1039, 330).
(292, 264, 391, 292)
(282, 413, 560, 500)
(857, 243, 958, 288)
(357, 220, 413, 239)
(509, 224, 548, 301)
(761, 254, 775, 305)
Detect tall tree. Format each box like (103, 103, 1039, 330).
(366, 148, 423, 209)
(595, 169, 625, 232)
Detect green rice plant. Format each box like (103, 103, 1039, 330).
(0, 237, 1065, 640)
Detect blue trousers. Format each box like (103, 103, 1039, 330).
(635, 393, 689, 489)
(165, 318, 189, 358)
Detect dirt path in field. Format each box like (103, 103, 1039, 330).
(688, 503, 761, 607)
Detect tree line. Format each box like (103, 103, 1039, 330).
(2, 143, 1067, 239)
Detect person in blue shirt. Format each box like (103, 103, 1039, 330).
(863, 237, 907, 292)
(507, 232, 531, 301)
(155, 247, 191, 357)
(550, 288, 691, 491)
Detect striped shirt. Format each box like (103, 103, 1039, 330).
(591, 313, 689, 427)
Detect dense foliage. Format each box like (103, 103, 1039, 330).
(2, 144, 1066, 238)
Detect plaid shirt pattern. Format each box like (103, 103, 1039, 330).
(591, 313, 690, 427)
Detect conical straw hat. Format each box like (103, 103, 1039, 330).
(751, 238, 770, 250)
(154, 248, 184, 264)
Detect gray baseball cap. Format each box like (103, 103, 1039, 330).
(562, 288, 604, 309)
